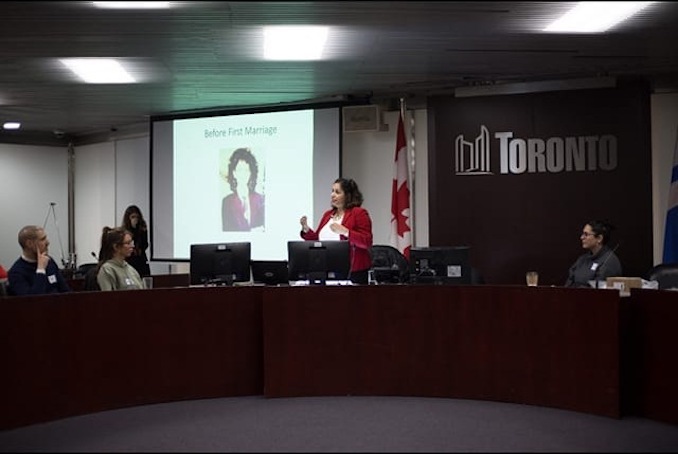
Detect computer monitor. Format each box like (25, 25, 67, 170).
(287, 240, 351, 285)
(251, 260, 289, 286)
(409, 246, 471, 285)
(190, 242, 251, 285)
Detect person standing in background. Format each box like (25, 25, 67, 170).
(121, 205, 151, 277)
(299, 178, 373, 284)
(6, 225, 71, 296)
(96, 226, 145, 291)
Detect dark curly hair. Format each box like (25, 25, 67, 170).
(227, 148, 259, 193)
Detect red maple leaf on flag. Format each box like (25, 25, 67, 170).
(390, 111, 411, 259)
(392, 178, 410, 237)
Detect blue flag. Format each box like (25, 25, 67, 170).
(663, 127, 678, 264)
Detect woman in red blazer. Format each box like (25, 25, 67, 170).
(300, 178, 373, 284)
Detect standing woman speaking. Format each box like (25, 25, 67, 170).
(299, 178, 373, 284)
(121, 205, 151, 277)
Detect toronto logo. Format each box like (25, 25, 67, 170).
(454, 125, 618, 175)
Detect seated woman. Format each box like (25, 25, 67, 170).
(96, 227, 146, 291)
(565, 220, 622, 288)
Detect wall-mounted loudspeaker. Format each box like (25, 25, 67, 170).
(342, 105, 387, 132)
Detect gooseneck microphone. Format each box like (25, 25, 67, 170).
(91, 251, 98, 260)
(593, 242, 621, 288)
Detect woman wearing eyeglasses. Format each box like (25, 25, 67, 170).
(565, 220, 622, 288)
(96, 226, 146, 291)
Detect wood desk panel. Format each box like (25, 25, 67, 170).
(263, 285, 621, 418)
(0, 286, 263, 430)
(628, 289, 678, 425)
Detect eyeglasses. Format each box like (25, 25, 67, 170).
(581, 232, 597, 238)
(123, 240, 135, 245)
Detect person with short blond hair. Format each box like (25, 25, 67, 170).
(7, 225, 71, 296)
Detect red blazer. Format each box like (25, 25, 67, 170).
(222, 191, 265, 231)
(300, 206, 373, 272)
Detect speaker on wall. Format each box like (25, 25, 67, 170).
(342, 105, 387, 132)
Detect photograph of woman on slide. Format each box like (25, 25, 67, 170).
(220, 147, 265, 232)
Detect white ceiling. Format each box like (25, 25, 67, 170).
(1, 1, 677, 144)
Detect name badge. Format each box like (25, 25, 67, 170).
(48, 274, 57, 284)
(591, 263, 599, 271)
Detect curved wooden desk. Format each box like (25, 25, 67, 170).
(10, 284, 676, 430)
(263, 285, 622, 418)
(627, 288, 678, 426)
(0, 286, 263, 430)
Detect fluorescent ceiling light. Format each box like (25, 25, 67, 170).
(92, 2, 171, 8)
(60, 58, 135, 83)
(264, 26, 329, 60)
(3, 122, 21, 130)
(544, 1, 654, 33)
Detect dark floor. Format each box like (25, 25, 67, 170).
(2, 396, 678, 452)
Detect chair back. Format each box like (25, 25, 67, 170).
(369, 245, 409, 283)
(74, 262, 98, 279)
(647, 263, 678, 290)
(84, 266, 101, 291)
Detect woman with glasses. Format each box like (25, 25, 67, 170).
(96, 226, 145, 291)
(565, 220, 622, 287)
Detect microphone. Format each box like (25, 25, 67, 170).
(50, 202, 56, 206)
(593, 242, 620, 288)
(91, 251, 98, 260)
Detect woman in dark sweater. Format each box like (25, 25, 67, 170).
(121, 205, 151, 277)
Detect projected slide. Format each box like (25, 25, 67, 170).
(151, 106, 341, 261)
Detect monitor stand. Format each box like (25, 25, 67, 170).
(308, 271, 327, 286)
(213, 274, 234, 286)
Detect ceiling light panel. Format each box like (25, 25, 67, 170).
(544, 2, 655, 33)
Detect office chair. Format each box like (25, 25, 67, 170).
(83, 266, 101, 291)
(74, 262, 97, 279)
(369, 245, 409, 284)
(647, 263, 678, 290)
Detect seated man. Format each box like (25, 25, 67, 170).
(7, 225, 71, 296)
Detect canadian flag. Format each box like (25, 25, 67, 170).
(389, 111, 412, 260)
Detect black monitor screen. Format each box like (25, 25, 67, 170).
(287, 240, 351, 284)
(251, 260, 289, 286)
(409, 246, 471, 285)
(190, 242, 251, 285)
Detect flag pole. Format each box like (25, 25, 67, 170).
(390, 97, 413, 260)
(400, 97, 415, 248)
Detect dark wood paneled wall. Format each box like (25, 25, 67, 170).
(427, 81, 652, 285)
